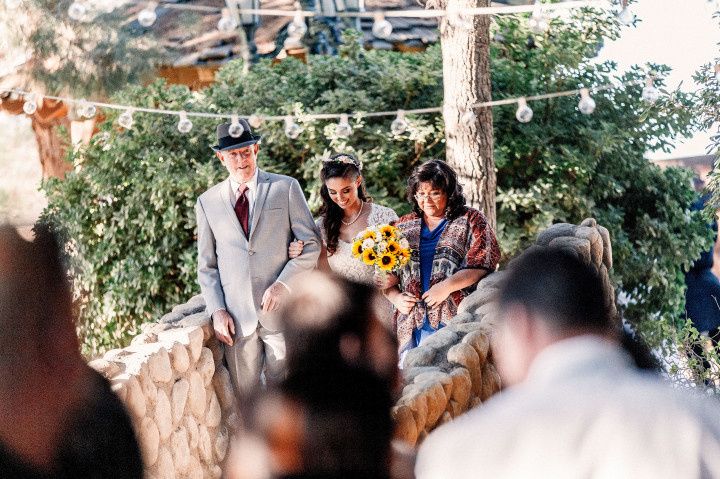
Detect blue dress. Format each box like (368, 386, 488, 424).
(411, 219, 448, 348)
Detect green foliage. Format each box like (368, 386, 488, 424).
(42, 8, 710, 358)
(5, 1, 172, 97)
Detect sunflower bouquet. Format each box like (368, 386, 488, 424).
(351, 224, 411, 274)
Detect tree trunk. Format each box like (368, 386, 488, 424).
(432, 0, 495, 228)
(31, 116, 72, 180)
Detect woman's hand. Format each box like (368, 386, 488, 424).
(373, 271, 399, 290)
(391, 292, 419, 315)
(288, 240, 304, 259)
(422, 281, 452, 309)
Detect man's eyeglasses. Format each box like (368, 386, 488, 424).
(414, 191, 444, 202)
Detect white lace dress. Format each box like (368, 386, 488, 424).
(317, 203, 399, 285)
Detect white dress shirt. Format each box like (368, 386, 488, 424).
(230, 167, 259, 223)
(416, 336, 720, 479)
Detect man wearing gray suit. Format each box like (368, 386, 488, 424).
(196, 120, 320, 396)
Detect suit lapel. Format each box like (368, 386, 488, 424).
(249, 170, 271, 241)
(220, 178, 247, 241)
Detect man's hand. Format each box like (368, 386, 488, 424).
(392, 292, 419, 315)
(262, 281, 289, 312)
(373, 271, 400, 290)
(212, 309, 235, 346)
(288, 239, 304, 259)
(422, 281, 452, 309)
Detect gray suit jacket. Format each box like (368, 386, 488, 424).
(196, 170, 320, 337)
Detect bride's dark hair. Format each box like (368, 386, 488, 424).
(319, 153, 370, 256)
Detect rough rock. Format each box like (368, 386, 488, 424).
(198, 347, 215, 387)
(480, 363, 501, 401)
(549, 237, 591, 264)
(392, 405, 418, 445)
(448, 367, 472, 411)
(403, 346, 437, 369)
(215, 427, 230, 462)
(402, 366, 441, 384)
(462, 330, 490, 364)
(155, 447, 174, 479)
(457, 287, 498, 315)
(536, 223, 578, 246)
(188, 371, 207, 419)
(597, 224, 613, 269)
(206, 392, 222, 428)
(155, 389, 173, 441)
(170, 342, 190, 374)
(212, 367, 236, 411)
(172, 379, 190, 425)
(139, 417, 160, 467)
(198, 425, 213, 464)
(171, 427, 191, 474)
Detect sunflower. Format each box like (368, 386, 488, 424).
(398, 249, 411, 265)
(362, 248, 378, 266)
(378, 253, 397, 271)
(362, 229, 376, 240)
(380, 225, 395, 240)
(352, 240, 364, 257)
(386, 240, 400, 254)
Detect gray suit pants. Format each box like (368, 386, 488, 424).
(225, 325, 286, 397)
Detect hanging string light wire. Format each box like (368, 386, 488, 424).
(66, 0, 606, 18)
(0, 79, 646, 127)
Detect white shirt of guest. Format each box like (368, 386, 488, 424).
(230, 167, 259, 224)
(415, 336, 720, 479)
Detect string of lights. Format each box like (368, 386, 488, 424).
(2, 76, 658, 139)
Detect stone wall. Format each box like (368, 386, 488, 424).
(392, 218, 614, 446)
(89, 296, 235, 479)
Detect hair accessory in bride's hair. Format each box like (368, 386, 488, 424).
(322, 153, 362, 171)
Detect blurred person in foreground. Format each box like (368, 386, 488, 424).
(227, 272, 409, 479)
(0, 225, 143, 478)
(416, 247, 720, 479)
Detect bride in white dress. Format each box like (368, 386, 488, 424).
(289, 153, 398, 317)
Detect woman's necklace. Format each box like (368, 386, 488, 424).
(341, 201, 365, 226)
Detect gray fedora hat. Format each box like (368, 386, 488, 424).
(211, 119, 262, 152)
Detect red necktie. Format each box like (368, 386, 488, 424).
(234, 184, 249, 237)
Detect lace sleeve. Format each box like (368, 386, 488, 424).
(371, 204, 399, 226)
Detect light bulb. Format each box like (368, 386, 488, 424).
(118, 109, 134, 129)
(372, 13, 393, 39)
(287, 12, 307, 38)
(617, 7, 634, 25)
(284, 35, 303, 50)
(390, 110, 408, 135)
(578, 88, 596, 115)
(335, 114, 353, 138)
(76, 99, 95, 119)
(248, 114, 263, 128)
(460, 108, 476, 127)
(515, 98, 534, 123)
(177, 112, 193, 134)
(68, 1, 86, 21)
(641, 78, 659, 104)
(284, 116, 302, 139)
(217, 8, 238, 32)
(138, 2, 158, 27)
(5, 0, 22, 8)
(22, 94, 37, 115)
(228, 115, 244, 138)
(83, 101, 96, 119)
(714, 64, 720, 82)
(528, 14, 549, 35)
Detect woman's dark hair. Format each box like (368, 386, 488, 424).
(319, 153, 369, 255)
(407, 159, 467, 221)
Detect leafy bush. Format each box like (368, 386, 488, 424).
(42, 14, 710, 357)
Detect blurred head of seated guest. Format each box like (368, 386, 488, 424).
(0, 224, 143, 478)
(236, 366, 394, 479)
(278, 271, 399, 388)
(414, 247, 720, 479)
